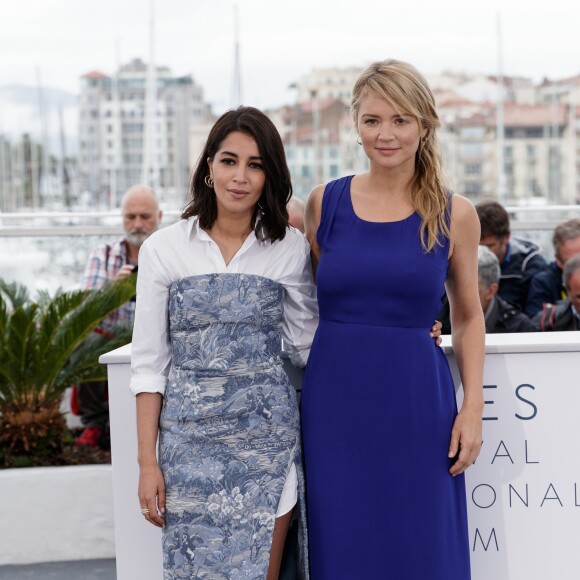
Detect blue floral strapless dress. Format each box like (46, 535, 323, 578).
(159, 273, 307, 579)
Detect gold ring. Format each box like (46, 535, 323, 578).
(140, 508, 150, 515)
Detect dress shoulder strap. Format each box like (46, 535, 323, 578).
(316, 176, 353, 249)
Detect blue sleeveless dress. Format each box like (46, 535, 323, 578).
(301, 176, 470, 579)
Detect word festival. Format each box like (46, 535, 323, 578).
(466, 381, 579, 553)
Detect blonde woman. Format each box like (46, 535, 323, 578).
(301, 60, 485, 579)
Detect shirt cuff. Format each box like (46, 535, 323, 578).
(287, 347, 310, 369)
(129, 374, 167, 396)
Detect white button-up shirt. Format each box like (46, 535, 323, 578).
(129, 217, 319, 395)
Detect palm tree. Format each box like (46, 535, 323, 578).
(0, 275, 137, 467)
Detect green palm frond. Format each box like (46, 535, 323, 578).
(56, 326, 133, 389)
(0, 303, 39, 401)
(0, 279, 31, 309)
(0, 274, 137, 409)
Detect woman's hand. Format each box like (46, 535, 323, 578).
(430, 320, 444, 346)
(448, 406, 483, 476)
(138, 463, 166, 527)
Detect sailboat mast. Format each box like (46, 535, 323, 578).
(111, 40, 121, 206)
(141, 0, 157, 187)
(58, 106, 71, 210)
(35, 66, 50, 208)
(496, 12, 506, 202)
(231, 5, 242, 107)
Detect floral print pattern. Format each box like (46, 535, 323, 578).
(159, 273, 307, 579)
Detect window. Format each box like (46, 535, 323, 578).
(459, 143, 484, 157)
(527, 179, 543, 196)
(460, 127, 485, 138)
(464, 163, 482, 175)
(464, 182, 482, 195)
(549, 145, 560, 161)
(526, 127, 543, 138)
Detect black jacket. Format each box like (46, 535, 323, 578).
(499, 237, 547, 313)
(437, 295, 535, 334)
(532, 300, 579, 331)
(485, 296, 535, 333)
(525, 261, 564, 318)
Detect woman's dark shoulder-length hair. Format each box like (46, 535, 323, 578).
(182, 106, 292, 242)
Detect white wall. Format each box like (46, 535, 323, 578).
(104, 333, 580, 580)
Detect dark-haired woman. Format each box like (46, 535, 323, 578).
(130, 107, 317, 579)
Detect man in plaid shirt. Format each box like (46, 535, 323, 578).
(76, 185, 163, 447)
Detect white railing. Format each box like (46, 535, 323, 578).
(0, 211, 181, 292)
(1, 206, 579, 293)
(0, 210, 182, 237)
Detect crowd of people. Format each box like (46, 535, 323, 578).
(475, 202, 580, 333)
(73, 58, 580, 580)
(438, 201, 580, 335)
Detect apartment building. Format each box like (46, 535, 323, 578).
(270, 98, 368, 198)
(78, 58, 212, 208)
(290, 67, 363, 105)
(440, 102, 579, 204)
(283, 66, 578, 203)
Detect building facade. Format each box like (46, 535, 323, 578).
(290, 67, 363, 105)
(78, 58, 212, 208)
(270, 98, 368, 199)
(288, 66, 580, 205)
(439, 102, 579, 205)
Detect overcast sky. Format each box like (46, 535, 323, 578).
(1, 0, 579, 113)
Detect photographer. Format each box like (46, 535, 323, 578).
(75, 185, 162, 447)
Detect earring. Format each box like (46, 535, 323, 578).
(204, 175, 214, 188)
(356, 137, 362, 145)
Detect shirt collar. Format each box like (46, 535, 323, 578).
(190, 216, 260, 256)
(500, 241, 512, 266)
(191, 216, 208, 241)
(484, 295, 496, 323)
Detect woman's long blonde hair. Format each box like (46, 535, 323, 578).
(351, 59, 450, 251)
